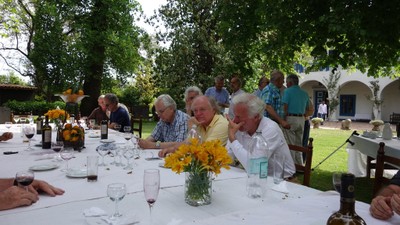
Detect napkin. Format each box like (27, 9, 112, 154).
(271, 181, 289, 194)
(83, 207, 107, 217)
(101, 214, 139, 225)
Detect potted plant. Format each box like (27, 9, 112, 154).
(311, 117, 324, 128)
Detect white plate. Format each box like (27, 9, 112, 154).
(88, 134, 100, 138)
(29, 164, 59, 171)
(66, 168, 87, 178)
(100, 139, 115, 143)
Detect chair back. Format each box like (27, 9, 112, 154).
(130, 115, 143, 138)
(288, 138, 313, 186)
(373, 142, 400, 196)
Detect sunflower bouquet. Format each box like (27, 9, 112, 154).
(45, 107, 69, 124)
(165, 138, 232, 206)
(62, 123, 85, 151)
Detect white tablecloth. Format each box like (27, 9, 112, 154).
(1, 124, 399, 224)
(348, 134, 400, 177)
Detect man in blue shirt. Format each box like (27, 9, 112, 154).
(138, 94, 189, 149)
(104, 93, 130, 132)
(282, 74, 309, 165)
(205, 75, 230, 114)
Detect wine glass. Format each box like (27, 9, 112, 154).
(15, 171, 34, 192)
(114, 124, 121, 132)
(96, 144, 109, 166)
(143, 169, 160, 224)
(109, 144, 118, 166)
(60, 147, 74, 172)
(332, 172, 342, 193)
(5, 121, 12, 130)
(123, 146, 134, 170)
(115, 145, 126, 167)
(107, 183, 127, 220)
(23, 125, 35, 150)
(52, 142, 64, 161)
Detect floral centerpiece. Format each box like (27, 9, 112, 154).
(45, 107, 69, 130)
(55, 88, 88, 118)
(369, 119, 384, 131)
(165, 138, 232, 206)
(62, 123, 85, 151)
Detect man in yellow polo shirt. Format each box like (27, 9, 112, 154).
(158, 95, 228, 157)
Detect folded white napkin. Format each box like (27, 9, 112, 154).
(101, 214, 139, 225)
(83, 207, 107, 217)
(271, 181, 289, 194)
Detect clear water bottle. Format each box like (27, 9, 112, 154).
(247, 131, 269, 198)
(188, 124, 202, 143)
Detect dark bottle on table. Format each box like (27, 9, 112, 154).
(42, 115, 52, 149)
(100, 120, 108, 139)
(326, 173, 366, 225)
(36, 115, 43, 135)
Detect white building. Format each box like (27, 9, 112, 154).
(298, 69, 400, 122)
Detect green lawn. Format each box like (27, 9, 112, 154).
(141, 121, 374, 203)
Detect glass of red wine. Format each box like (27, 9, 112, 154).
(332, 172, 342, 193)
(23, 125, 35, 151)
(15, 171, 34, 191)
(52, 142, 64, 161)
(107, 183, 126, 220)
(143, 169, 160, 224)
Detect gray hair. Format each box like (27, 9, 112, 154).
(214, 75, 224, 82)
(286, 74, 299, 85)
(98, 95, 105, 100)
(155, 94, 177, 110)
(232, 93, 265, 118)
(183, 86, 203, 102)
(191, 95, 220, 114)
(104, 93, 119, 104)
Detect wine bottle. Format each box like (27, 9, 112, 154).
(36, 115, 43, 135)
(42, 115, 52, 149)
(326, 173, 366, 225)
(101, 120, 108, 139)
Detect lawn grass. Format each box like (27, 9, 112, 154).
(141, 120, 374, 203)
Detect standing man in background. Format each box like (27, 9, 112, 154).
(318, 100, 328, 125)
(228, 75, 245, 119)
(282, 74, 309, 165)
(205, 75, 230, 114)
(253, 76, 269, 99)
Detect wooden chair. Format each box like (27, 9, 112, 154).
(373, 142, 400, 196)
(130, 115, 143, 138)
(288, 138, 314, 186)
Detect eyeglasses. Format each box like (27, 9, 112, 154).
(156, 107, 169, 115)
(105, 102, 113, 107)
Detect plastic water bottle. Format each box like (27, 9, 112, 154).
(247, 131, 269, 198)
(188, 124, 202, 143)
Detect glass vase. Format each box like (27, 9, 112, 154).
(184, 171, 212, 206)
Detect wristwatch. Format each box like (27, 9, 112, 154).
(155, 141, 161, 148)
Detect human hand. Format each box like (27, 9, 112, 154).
(138, 139, 156, 149)
(391, 194, 400, 216)
(30, 180, 65, 197)
(0, 132, 13, 141)
(280, 120, 291, 129)
(188, 117, 200, 129)
(225, 114, 244, 142)
(370, 195, 394, 220)
(158, 147, 175, 158)
(0, 186, 38, 210)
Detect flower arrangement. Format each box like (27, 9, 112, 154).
(369, 119, 384, 126)
(45, 107, 69, 122)
(55, 88, 87, 103)
(62, 123, 85, 150)
(165, 138, 232, 206)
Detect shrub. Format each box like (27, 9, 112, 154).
(3, 100, 65, 115)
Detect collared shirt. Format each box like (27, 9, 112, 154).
(151, 110, 189, 142)
(261, 83, 284, 119)
(205, 87, 230, 113)
(282, 85, 309, 115)
(318, 103, 327, 114)
(198, 114, 228, 146)
(228, 89, 246, 119)
(226, 117, 296, 178)
(253, 89, 263, 99)
(110, 106, 131, 131)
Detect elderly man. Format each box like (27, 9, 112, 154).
(183, 86, 203, 116)
(0, 178, 64, 211)
(139, 94, 189, 149)
(228, 75, 246, 119)
(253, 76, 269, 99)
(282, 74, 310, 165)
(261, 70, 289, 129)
(87, 95, 109, 126)
(158, 95, 229, 157)
(104, 93, 131, 131)
(226, 93, 296, 179)
(205, 75, 230, 114)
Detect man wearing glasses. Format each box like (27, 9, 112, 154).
(104, 93, 130, 132)
(138, 94, 189, 149)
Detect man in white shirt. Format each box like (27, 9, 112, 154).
(226, 93, 296, 179)
(317, 100, 328, 125)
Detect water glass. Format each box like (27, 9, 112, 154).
(107, 183, 126, 220)
(273, 153, 285, 184)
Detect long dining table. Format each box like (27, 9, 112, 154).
(0, 124, 399, 225)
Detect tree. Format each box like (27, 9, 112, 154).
(217, 0, 400, 78)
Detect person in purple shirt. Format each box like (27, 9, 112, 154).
(205, 75, 230, 114)
(104, 93, 131, 132)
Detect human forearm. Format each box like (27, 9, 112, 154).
(0, 179, 14, 192)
